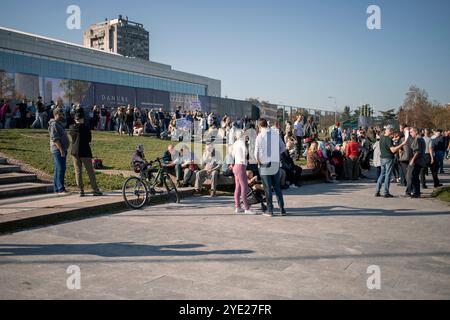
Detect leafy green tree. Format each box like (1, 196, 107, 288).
(341, 106, 351, 123)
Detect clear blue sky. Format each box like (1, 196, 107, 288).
(1, 0, 449, 113)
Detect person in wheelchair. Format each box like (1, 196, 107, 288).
(246, 170, 267, 213)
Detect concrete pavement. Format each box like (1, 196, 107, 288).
(0, 167, 449, 299)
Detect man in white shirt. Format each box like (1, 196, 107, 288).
(255, 118, 287, 216)
(195, 143, 222, 197)
(294, 115, 304, 160)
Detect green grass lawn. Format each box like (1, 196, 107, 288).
(0, 129, 174, 191)
(0, 129, 306, 191)
(432, 186, 450, 203)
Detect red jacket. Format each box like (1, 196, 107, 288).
(346, 141, 360, 158)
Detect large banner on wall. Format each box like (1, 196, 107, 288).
(94, 83, 135, 108)
(198, 96, 211, 114)
(136, 88, 170, 110)
(94, 83, 116, 107)
(115, 85, 136, 107)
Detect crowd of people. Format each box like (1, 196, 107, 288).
(374, 125, 447, 198)
(1, 96, 449, 214)
(150, 115, 449, 216)
(135, 117, 289, 216)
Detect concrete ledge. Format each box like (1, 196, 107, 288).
(201, 168, 319, 191)
(0, 183, 54, 199)
(0, 188, 195, 235)
(0, 172, 38, 185)
(0, 164, 21, 174)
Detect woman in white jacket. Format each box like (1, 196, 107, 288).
(232, 130, 255, 214)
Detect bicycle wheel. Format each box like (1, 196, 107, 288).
(122, 177, 148, 209)
(163, 175, 180, 203)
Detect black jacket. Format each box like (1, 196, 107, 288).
(70, 123, 93, 158)
(281, 150, 295, 171)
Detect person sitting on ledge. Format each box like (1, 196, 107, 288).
(194, 143, 222, 197)
(177, 145, 199, 188)
(307, 141, 335, 183)
(133, 118, 144, 136)
(162, 145, 182, 185)
(280, 140, 303, 188)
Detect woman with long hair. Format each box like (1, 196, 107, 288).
(303, 115, 318, 150)
(306, 141, 334, 183)
(232, 129, 255, 214)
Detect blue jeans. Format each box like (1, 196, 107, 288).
(376, 158, 395, 195)
(435, 151, 445, 173)
(259, 167, 285, 211)
(53, 151, 67, 193)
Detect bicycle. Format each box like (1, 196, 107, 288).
(122, 157, 180, 209)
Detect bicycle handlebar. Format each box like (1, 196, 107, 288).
(147, 157, 162, 167)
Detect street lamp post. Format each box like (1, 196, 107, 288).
(328, 96, 337, 124)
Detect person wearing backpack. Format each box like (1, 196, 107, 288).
(331, 122, 343, 145)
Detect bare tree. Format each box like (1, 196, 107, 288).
(0, 72, 15, 99)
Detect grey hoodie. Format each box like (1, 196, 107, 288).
(48, 119, 69, 154)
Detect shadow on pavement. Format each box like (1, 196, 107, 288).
(1, 249, 449, 265)
(0, 242, 254, 257)
(287, 205, 450, 217)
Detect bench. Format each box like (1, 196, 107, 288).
(169, 167, 320, 191)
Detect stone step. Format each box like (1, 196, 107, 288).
(0, 164, 21, 174)
(0, 183, 53, 200)
(0, 158, 7, 165)
(0, 172, 38, 185)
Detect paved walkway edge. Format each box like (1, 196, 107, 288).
(0, 189, 195, 235)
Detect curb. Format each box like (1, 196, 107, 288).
(0, 188, 195, 235)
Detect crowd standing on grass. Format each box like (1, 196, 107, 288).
(1, 96, 449, 213)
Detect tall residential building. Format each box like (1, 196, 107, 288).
(83, 15, 150, 60)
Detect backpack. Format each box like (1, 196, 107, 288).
(92, 158, 104, 169)
(331, 127, 339, 141)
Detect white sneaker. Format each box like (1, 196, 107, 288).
(290, 185, 298, 189)
(245, 209, 256, 215)
(235, 208, 244, 214)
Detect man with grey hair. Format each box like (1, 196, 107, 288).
(375, 125, 407, 198)
(48, 108, 70, 195)
(194, 143, 222, 197)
